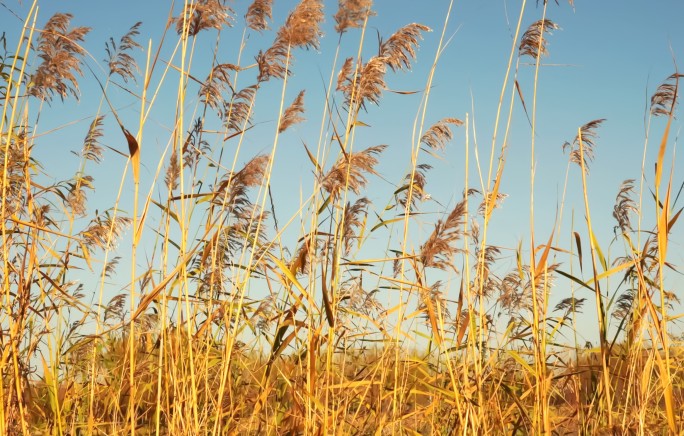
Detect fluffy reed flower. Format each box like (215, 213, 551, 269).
(420, 118, 463, 151)
(337, 24, 430, 108)
(380, 23, 431, 72)
(562, 118, 605, 172)
(277, 0, 324, 50)
(278, 90, 306, 133)
(321, 145, 386, 199)
(419, 200, 467, 270)
(175, 0, 234, 37)
(245, 0, 273, 31)
(518, 19, 558, 60)
(224, 85, 257, 133)
(199, 63, 238, 112)
(341, 198, 370, 254)
(650, 73, 684, 117)
(105, 21, 142, 82)
(29, 13, 91, 101)
(398, 163, 431, 209)
(334, 0, 374, 34)
(80, 211, 132, 250)
(612, 179, 637, 233)
(82, 116, 105, 163)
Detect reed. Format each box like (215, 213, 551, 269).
(0, 0, 682, 434)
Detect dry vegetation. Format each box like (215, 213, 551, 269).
(1, 0, 683, 434)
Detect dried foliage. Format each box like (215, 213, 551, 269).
(82, 115, 105, 163)
(199, 63, 238, 111)
(563, 118, 605, 172)
(29, 13, 91, 101)
(420, 117, 463, 151)
(277, 0, 324, 50)
(105, 21, 142, 82)
(334, 0, 375, 34)
(321, 145, 386, 199)
(398, 163, 431, 209)
(279, 90, 306, 133)
(3, 3, 682, 435)
(340, 198, 369, 254)
(214, 155, 269, 217)
(612, 179, 637, 233)
(175, 0, 234, 37)
(650, 73, 684, 117)
(80, 211, 132, 250)
(420, 200, 467, 270)
(519, 19, 559, 59)
(245, 0, 273, 32)
(380, 23, 431, 72)
(337, 24, 430, 109)
(256, 42, 290, 82)
(224, 84, 257, 132)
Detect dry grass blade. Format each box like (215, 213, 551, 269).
(519, 19, 559, 60)
(278, 90, 306, 133)
(124, 129, 140, 184)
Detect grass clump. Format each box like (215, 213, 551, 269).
(1, 0, 682, 434)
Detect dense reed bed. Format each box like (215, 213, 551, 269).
(1, 0, 682, 434)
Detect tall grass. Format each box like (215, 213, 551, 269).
(1, 0, 682, 434)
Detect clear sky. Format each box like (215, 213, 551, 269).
(3, 0, 683, 346)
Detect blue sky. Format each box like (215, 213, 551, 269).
(3, 0, 683, 346)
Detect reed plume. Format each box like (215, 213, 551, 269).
(650, 72, 683, 117)
(29, 13, 90, 101)
(519, 19, 558, 60)
(321, 144, 386, 200)
(245, 0, 273, 32)
(277, 0, 324, 50)
(278, 90, 306, 133)
(334, 0, 375, 34)
(199, 63, 238, 112)
(419, 199, 467, 271)
(563, 118, 605, 172)
(105, 21, 142, 82)
(380, 23, 431, 72)
(175, 0, 234, 37)
(612, 179, 637, 233)
(420, 117, 463, 151)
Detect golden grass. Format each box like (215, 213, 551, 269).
(1, 0, 682, 434)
